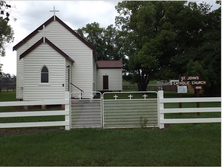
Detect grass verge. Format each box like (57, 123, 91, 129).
(0, 91, 16, 101)
(0, 124, 220, 166)
(0, 91, 221, 166)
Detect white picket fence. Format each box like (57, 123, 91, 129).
(0, 91, 221, 130)
(0, 92, 71, 130)
(158, 90, 221, 129)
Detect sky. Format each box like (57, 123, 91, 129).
(0, 1, 220, 76)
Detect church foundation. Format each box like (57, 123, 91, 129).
(41, 105, 46, 110)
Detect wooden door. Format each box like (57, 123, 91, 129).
(103, 75, 109, 90)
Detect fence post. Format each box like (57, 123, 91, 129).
(101, 93, 104, 129)
(65, 91, 71, 130)
(158, 90, 164, 129)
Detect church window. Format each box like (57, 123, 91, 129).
(41, 66, 49, 83)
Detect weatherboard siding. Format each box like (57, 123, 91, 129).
(97, 69, 122, 91)
(45, 21, 94, 95)
(71, 51, 93, 95)
(16, 49, 25, 99)
(16, 19, 95, 99)
(23, 44, 65, 100)
(93, 56, 97, 91)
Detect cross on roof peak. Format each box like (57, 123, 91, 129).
(50, 6, 59, 21)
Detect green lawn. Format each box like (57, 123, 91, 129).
(123, 80, 157, 91)
(0, 91, 221, 166)
(149, 80, 157, 86)
(123, 80, 157, 86)
(0, 125, 221, 166)
(0, 91, 16, 101)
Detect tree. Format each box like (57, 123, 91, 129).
(170, 2, 212, 74)
(0, 64, 2, 76)
(103, 24, 124, 60)
(115, 1, 186, 90)
(115, 1, 221, 94)
(76, 22, 124, 61)
(0, 1, 11, 21)
(77, 22, 105, 60)
(0, 1, 14, 57)
(185, 2, 221, 96)
(169, 1, 221, 96)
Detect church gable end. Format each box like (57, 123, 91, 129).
(19, 37, 74, 63)
(14, 8, 118, 100)
(13, 16, 96, 56)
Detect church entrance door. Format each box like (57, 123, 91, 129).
(103, 75, 109, 90)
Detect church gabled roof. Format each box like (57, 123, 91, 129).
(13, 15, 96, 56)
(19, 37, 74, 63)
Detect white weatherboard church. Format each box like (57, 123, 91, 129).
(13, 8, 122, 100)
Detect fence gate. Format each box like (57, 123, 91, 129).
(103, 91, 158, 128)
(71, 92, 102, 128)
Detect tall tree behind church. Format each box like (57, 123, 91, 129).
(182, 2, 221, 96)
(76, 22, 124, 61)
(115, 1, 221, 93)
(115, 1, 187, 90)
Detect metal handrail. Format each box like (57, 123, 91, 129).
(70, 83, 84, 93)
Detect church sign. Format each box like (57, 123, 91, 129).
(195, 86, 202, 90)
(172, 81, 190, 86)
(177, 74, 207, 110)
(191, 81, 207, 85)
(172, 78, 206, 86)
(181, 75, 200, 81)
(177, 86, 188, 93)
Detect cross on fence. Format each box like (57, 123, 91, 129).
(143, 94, 148, 99)
(113, 95, 118, 100)
(128, 94, 133, 100)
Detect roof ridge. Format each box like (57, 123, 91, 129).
(13, 15, 96, 54)
(19, 37, 74, 63)
(45, 37, 74, 63)
(19, 37, 44, 59)
(13, 16, 54, 51)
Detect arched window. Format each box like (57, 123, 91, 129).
(41, 66, 49, 83)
